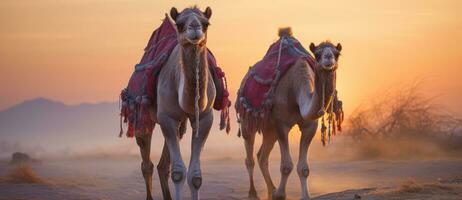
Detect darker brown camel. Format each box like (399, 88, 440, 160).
(237, 30, 343, 200)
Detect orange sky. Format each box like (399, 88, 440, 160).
(1, 0, 462, 114)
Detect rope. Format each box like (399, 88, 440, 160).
(319, 76, 338, 145)
(276, 37, 284, 69)
(321, 80, 325, 113)
(194, 46, 201, 138)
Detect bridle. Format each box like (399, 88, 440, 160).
(316, 54, 338, 146)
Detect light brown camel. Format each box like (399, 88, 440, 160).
(236, 32, 342, 200)
(135, 6, 215, 200)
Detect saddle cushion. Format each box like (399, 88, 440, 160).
(236, 36, 315, 133)
(120, 16, 230, 137)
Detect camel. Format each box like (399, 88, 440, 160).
(135, 6, 215, 200)
(236, 30, 342, 200)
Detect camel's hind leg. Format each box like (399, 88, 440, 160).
(257, 129, 277, 199)
(136, 134, 154, 200)
(297, 122, 317, 200)
(157, 141, 172, 200)
(273, 125, 292, 200)
(242, 125, 258, 199)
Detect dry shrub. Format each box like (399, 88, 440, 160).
(345, 82, 462, 159)
(397, 181, 455, 194)
(369, 181, 462, 200)
(5, 164, 47, 184)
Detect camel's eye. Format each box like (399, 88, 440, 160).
(334, 52, 340, 60)
(176, 23, 185, 32)
(201, 21, 209, 31)
(314, 52, 322, 60)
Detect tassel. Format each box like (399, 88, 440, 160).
(332, 117, 337, 136)
(226, 113, 231, 134)
(219, 110, 226, 130)
(236, 111, 242, 137)
(118, 92, 125, 138)
(119, 114, 123, 138)
(321, 116, 327, 146)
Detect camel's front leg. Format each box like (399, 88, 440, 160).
(297, 122, 317, 200)
(136, 134, 154, 200)
(158, 114, 185, 200)
(273, 125, 292, 200)
(188, 111, 213, 200)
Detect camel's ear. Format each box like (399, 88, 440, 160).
(204, 6, 212, 19)
(309, 43, 316, 53)
(336, 43, 342, 52)
(170, 7, 179, 21)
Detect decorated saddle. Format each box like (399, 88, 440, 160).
(236, 32, 316, 134)
(119, 16, 230, 137)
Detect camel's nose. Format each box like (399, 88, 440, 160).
(324, 61, 334, 68)
(188, 20, 201, 30)
(191, 33, 200, 40)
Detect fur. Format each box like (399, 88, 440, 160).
(278, 27, 293, 37)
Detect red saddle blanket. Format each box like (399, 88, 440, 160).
(236, 36, 316, 133)
(120, 16, 230, 137)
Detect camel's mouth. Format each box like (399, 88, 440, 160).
(186, 38, 203, 45)
(320, 64, 338, 72)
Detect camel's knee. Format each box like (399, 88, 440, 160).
(280, 161, 293, 175)
(297, 163, 310, 177)
(187, 171, 203, 189)
(141, 161, 154, 176)
(157, 162, 170, 174)
(171, 165, 186, 183)
(191, 176, 202, 189)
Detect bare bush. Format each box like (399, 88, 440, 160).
(345, 82, 462, 159)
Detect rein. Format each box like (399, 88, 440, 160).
(194, 45, 201, 138)
(318, 67, 337, 146)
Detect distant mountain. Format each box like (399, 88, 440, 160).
(0, 98, 122, 158)
(0, 98, 241, 160)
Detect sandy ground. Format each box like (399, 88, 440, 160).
(0, 158, 461, 200)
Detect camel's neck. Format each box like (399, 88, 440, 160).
(297, 66, 335, 121)
(178, 44, 209, 114)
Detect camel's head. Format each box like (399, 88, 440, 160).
(170, 6, 212, 46)
(310, 41, 342, 112)
(310, 41, 342, 72)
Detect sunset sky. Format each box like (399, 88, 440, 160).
(1, 0, 461, 114)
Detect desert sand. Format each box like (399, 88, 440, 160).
(1, 158, 461, 200)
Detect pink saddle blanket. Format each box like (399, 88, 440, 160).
(236, 36, 316, 133)
(120, 16, 230, 137)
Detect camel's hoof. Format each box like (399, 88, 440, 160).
(192, 176, 202, 189)
(171, 171, 183, 183)
(272, 190, 286, 200)
(248, 189, 259, 199)
(146, 195, 153, 200)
